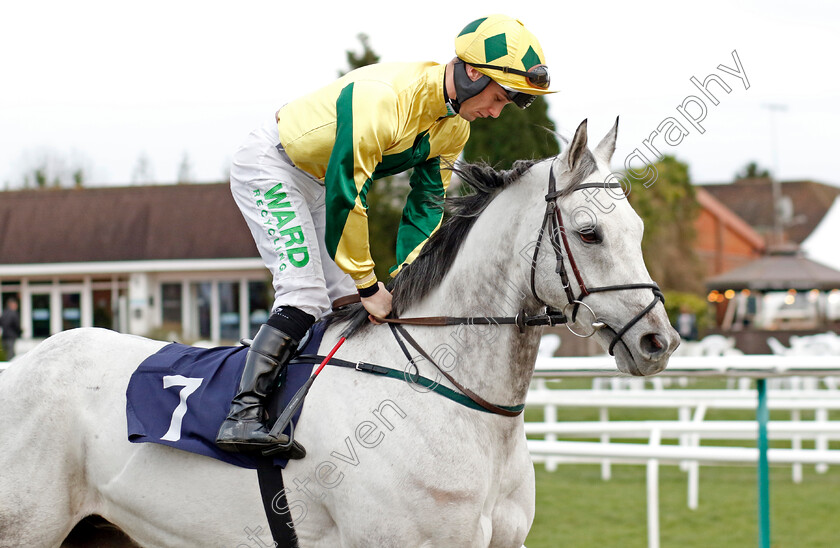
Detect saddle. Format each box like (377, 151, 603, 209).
(126, 322, 328, 469)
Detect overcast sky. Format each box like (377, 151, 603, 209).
(1, 0, 837, 189)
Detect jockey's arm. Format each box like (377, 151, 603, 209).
(388, 119, 468, 278)
(322, 81, 396, 299)
(387, 156, 451, 279)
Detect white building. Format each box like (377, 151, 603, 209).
(0, 183, 272, 349)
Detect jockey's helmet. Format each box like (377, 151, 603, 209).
(453, 14, 556, 110)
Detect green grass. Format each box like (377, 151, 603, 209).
(524, 378, 840, 547)
(526, 463, 840, 548)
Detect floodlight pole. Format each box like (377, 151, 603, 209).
(763, 103, 787, 246)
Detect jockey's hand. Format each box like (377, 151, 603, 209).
(360, 282, 392, 324)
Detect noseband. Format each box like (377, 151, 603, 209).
(376, 163, 664, 357)
(529, 165, 664, 355)
(341, 163, 668, 417)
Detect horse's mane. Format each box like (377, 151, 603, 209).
(326, 159, 538, 336)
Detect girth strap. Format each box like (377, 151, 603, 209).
(256, 460, 299, 548)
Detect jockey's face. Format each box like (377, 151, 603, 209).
(457, 79, 512, 122)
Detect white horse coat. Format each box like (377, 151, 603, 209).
(0, 120, 679, 548)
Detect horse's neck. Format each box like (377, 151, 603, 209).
(398, 189, 544, 406)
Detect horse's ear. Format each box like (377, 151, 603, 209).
(566, 119, 589, 172)
(594, 116, 619, 164)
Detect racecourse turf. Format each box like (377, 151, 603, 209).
(526, 462, 840, 547)
(524, 378, 840, 547)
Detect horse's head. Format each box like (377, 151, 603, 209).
(332, 118, 678, 377)
(526, 118, 680, 375)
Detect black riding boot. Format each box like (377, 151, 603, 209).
(216, 324, 300, 454)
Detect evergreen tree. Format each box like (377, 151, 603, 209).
(16, 149, 88, 189)
(340, 33, 380, 77)
(735, 161, 771, 180)
(340, 34, 409, 281)
(626, 155, 704, 294)
(72, 169, 84, 188)
(462, 96, 560, 170)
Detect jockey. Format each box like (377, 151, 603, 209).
(217, 14, 555, 454)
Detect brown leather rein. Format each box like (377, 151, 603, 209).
(362, 164, 665, 416)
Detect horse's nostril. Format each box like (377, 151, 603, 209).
(641, 333, 666, 356)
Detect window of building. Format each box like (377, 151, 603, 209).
(61, 293, 82, 330)
(161, 283, 183, 331)
(93, 289, 114, 330)
(31, 294, 51, 338)
(218, 281, 240, 343)
(190, 282, 212, 341)
(248, 281, 271, 338)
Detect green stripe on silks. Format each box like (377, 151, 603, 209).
(324, 82, 358, 260)
(391, 156, 445, 273)
(372, 131, 432, 178)
(379, 368, 524, 415)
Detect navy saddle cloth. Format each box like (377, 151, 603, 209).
(126, 322, 326, 469)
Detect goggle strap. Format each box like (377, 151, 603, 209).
(452, 59, 493, 108)
(464, 60, 549, 87)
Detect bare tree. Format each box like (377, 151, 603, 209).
(177, 152, 193, 184)
(14, 148, 91, 189)
(131, 152, 155, 185)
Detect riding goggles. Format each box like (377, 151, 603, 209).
(466, 63, 551, 90)
(466, 62, 550, 109)
(501, 86, 538, 109)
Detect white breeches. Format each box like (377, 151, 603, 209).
(229, 120, 356, 319)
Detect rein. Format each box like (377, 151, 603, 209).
(331, 162, 666, 418)
(388, 323, 523, 416)
(369, 309, 567, 331)
(288, 350, 524, 416)
(530, 167, 665, 355)
(377, 166, 664, 353)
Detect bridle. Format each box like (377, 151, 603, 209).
(368, 162, 666, 415)
(380, 163, 664, 352)
(529, 164, 665, 356)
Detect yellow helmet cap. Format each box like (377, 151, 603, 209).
(455, 14, 556, 96)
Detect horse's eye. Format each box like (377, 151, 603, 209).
(578, 227, 602, 245)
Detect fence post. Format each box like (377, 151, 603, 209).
(600, 406, 611, 480)
(791, 409, 802, 483)
(545, 402, 558, 472)
(687, 404, 707, 510)
(678, 406, 690, 472)
(816, 407, 829, 474)
(757, 378, 770, 548)
(647, 429, 661, 548)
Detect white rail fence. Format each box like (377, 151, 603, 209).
(526, 354, 840, 548)
(5, 343, 840, 546)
